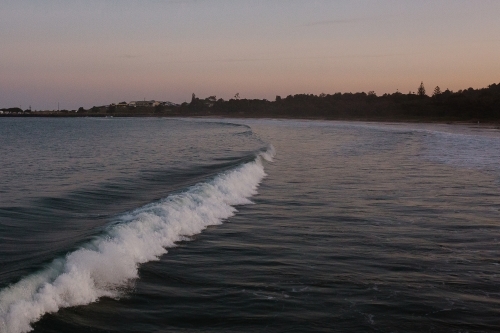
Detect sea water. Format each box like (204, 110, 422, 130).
(0, 118, 499, 332)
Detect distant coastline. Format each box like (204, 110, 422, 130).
(2, 82, 499, 124)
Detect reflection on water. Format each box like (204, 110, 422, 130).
(1, 118, 499, 332)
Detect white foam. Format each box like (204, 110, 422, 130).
(260, 145, 276, 162)
(0, 148, 274, 333)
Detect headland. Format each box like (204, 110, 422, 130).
(2, 82, 499, 124)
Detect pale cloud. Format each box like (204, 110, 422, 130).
(301, 14, 398, 27)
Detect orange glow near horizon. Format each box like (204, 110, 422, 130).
(1, 1, 500, 109)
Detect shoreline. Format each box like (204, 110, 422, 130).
(1, 112, 499, 126)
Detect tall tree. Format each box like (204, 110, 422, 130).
(433, 86, 442, 96)
(418, 82, 426, 96)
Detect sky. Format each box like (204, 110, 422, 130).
(1, 0, 500, 110)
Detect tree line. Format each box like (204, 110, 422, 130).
(2, 82, 500, 121)
(180, 82, 500, 121)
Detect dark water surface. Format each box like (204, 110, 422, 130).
(1, 118, 499, 332)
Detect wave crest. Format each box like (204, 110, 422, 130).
(0, 148, 275, 333)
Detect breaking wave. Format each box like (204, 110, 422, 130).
(0, 147, 275, 333)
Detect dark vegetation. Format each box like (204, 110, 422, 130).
(2, 82, 500, 122)
(182, 83, 500, 122)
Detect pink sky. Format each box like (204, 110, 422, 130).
(1, 0, 500, 110)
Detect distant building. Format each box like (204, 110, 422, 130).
(108, 100, 179, 108)
(162, 101, 179, 107)
(133, 100, 152, 107)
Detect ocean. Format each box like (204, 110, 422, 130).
(0, 117, 499, 333)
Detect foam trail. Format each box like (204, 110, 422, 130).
(0, 147, 275, 333)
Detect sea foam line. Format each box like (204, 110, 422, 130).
(0, 147, 275, 333)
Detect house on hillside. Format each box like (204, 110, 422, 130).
(162, 101, 179, 107)
(132, 100, 154, 107)
(124, 100, 178, 108)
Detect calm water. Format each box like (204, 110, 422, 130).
(0, 118, 499, 333)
